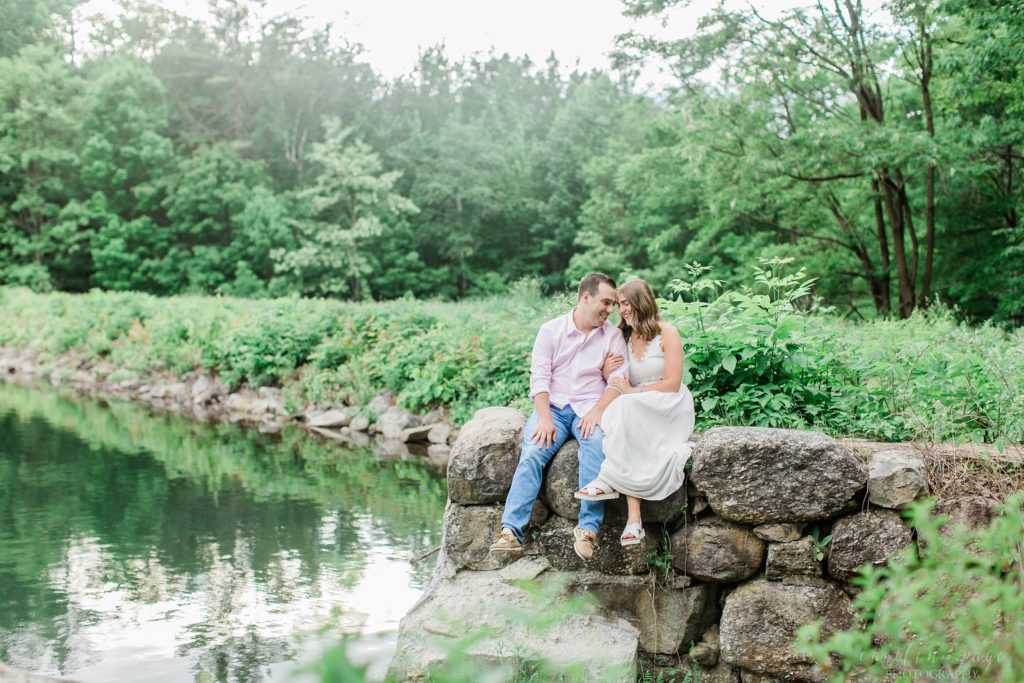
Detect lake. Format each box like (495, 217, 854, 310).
(0, 382, 446, 682)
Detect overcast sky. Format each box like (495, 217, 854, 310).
(76, 0, 829, 89)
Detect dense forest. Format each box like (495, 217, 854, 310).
(1, 0, 1021, 323)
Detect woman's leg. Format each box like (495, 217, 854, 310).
(621, 496, 644, 544)
(626, 496, 642, 525)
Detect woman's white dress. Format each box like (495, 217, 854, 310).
(598, 333, 695, 500)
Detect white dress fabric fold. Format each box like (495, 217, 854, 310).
(598, 333, 695, 500)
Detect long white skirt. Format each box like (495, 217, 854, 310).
(598, 385, 696, 500)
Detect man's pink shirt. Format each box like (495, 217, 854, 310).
(528, 309, 628, 417)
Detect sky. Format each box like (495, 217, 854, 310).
(75, 0, 831, 89)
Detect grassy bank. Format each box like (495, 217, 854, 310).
(1, 279, 1022, 444)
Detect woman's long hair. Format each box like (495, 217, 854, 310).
(618, 279, 661, 343)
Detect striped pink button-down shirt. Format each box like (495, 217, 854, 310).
(528, 309, 628, 417)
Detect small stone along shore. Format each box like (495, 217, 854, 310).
(0, 347, 458, 467)
(391, 407, 1005, 682)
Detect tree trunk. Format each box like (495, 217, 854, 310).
(872, 178, 892, 315)
(918, 8, 937, 307)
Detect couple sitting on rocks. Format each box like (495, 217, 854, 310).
(490, 273, 695, 560)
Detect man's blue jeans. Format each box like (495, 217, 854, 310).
(500, 404, 606, 542)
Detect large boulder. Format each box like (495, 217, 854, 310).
(538, 515, 655, 575)
(671, 516, 765, 583)
(447, 407, 527, 504)
(442, 501, 548, 571)
(691, 427, 866, 524)
(635, 583, 719, 654)
(867, 450, 929, 509)
(442, 502, 516, 571)
(827, 509, 912, 581)
(933, 495, 1000, 535)
(541, 440, 689, 525)
(388, 569, 640, 681)
(719, 579, 856, 682)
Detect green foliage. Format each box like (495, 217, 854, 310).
(808, 528, 832, 562)
(797, 493, 1024, 681)
(272, 117, 418, 299)
(663, 258, 836, 429)
(2, 270, 1023, 439)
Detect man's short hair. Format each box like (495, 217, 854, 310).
(577, 273, 617, 299)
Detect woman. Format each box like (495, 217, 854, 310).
(575, 279, 695, 546)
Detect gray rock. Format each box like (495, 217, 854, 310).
(688, 626, 720, 663)
(565, 571, 650, 616)
(349, 414, 370, 432)
(447, 407, 527, 504)
(428, 422, 452, 444)
(498, 555, 551, 582)
(828, 509, 913, 582)
(308, 409, 351, 428)
(401, 422, 439, 443)
(389, 569, 639, 682)
(539, 515, 654, 575)
(671, 516, 765, 583)
(740, 674, 784, 683)
(753, 523, 804, 543)
(442, 503, 521, 570)
(698, 661, 739, 683)
(867, 450, 928, 509)
(378, 410, 414, 439)
(368, 391, 394, 412)
(766, 537, 821, 581)
(691, 641, 719, 667)
(635, 583, 719, 654)
(225, 392, 256, 416)
(933, 495, 1000, 535)
(691, 427, 867, 524)
(541, 439, 687, 526)
(720, 579, 856, 682)
(191, 376, 214, 404)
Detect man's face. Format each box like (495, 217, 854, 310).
(579, 283, 618, 328)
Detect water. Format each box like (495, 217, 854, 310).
(0, 383, 447, 682)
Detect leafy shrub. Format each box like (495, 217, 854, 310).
(662, 258, 840, 429)
(797, 493, 1024, 681)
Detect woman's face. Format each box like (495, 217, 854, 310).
(618, 295, 633, 325)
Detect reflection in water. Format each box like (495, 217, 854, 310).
(0, 383, 446, 681)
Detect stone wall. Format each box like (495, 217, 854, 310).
(390, 407, 999, 682)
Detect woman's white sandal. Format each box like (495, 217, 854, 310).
(620, 522, 645, 546)
(574, 479, 620, 500)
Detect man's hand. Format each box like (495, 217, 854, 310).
(579, 408, 603, 439)
(602, 353, 625, 380)
(530, 415, 558, 449)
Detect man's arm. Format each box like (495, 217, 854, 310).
(530, 392, 557, 448)
(528, 324, 557, 448)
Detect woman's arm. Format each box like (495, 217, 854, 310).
(611, 323, 683, 394)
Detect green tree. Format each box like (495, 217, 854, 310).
(79, 56, 176, 292)
(0, 45, 81, 290)
(273, 117, 417, 298)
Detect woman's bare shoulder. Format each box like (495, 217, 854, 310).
(658, 321, 680, 340)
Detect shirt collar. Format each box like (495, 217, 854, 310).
(564, 308, 606, 337)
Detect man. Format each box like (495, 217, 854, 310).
(489, 273, 628, 560)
